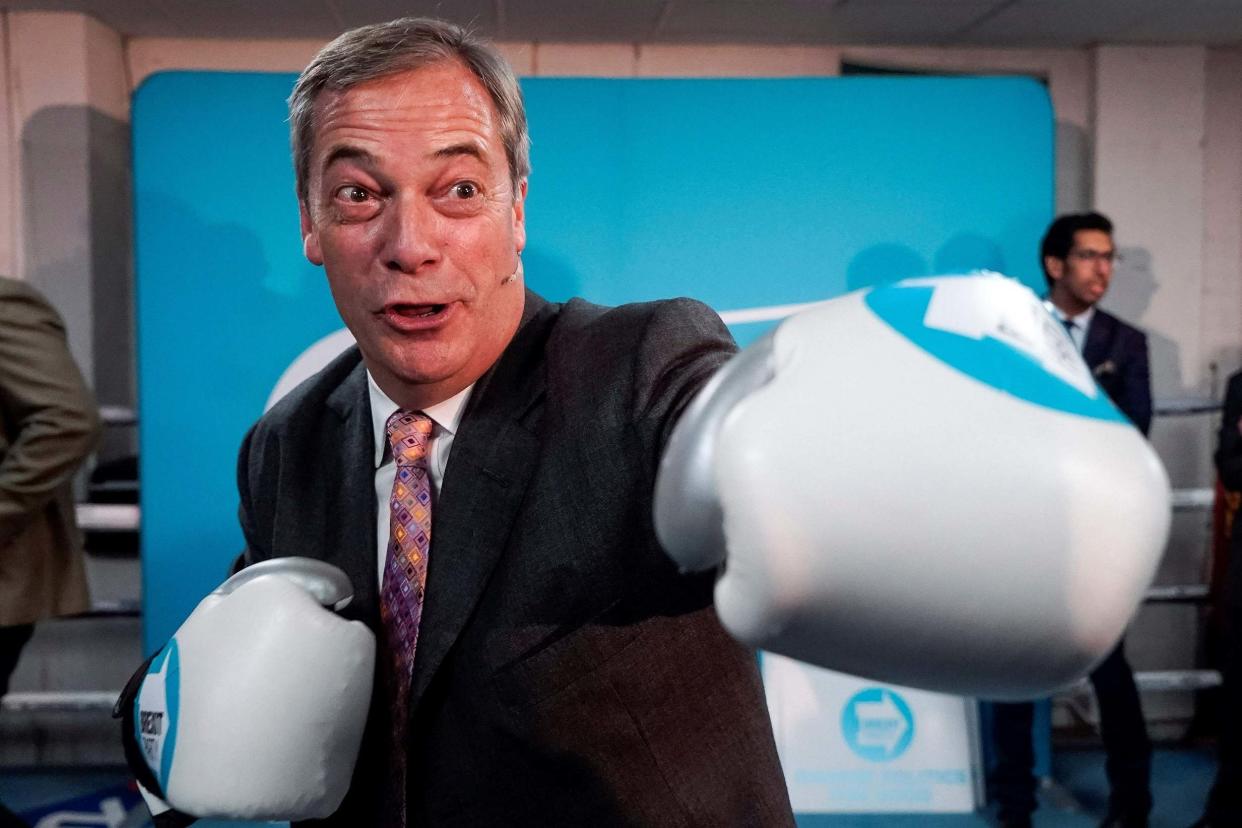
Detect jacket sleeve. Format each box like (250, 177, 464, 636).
(1216, 372, 1242, 491)
(1117, 329, 1153, 437)
(0, 282, 102, 548)
(234, 421, 271, 572)
(631, 298, 738, 462)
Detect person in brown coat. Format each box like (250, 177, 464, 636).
(0, 275, 100, 692)
(0, 276, 100, 826)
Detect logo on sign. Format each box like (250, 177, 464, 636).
(841, 687, 915, 761)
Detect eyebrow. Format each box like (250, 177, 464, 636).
(322, 145, 378, 172)
(432, 142, 486, 163)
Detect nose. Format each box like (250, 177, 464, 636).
(379, 194, 439, 275)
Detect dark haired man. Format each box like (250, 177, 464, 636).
(990, 211, 1153, 828)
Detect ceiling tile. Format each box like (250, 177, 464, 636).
(501, 0, 667, 42)
(1119, 2, 1242, 44)
(0, 0, 1237, 47)
(654, 1, 839, 42)
(957, 0, 1178, 47)
(825, 1, 1006, 44)
(331, 1, 498, 38)
(654, 1, 1011, 45)
(78, 0, 341, 38)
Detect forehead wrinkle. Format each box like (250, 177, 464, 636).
(310, 63, 507, 186)
(318, 67, 496, 131)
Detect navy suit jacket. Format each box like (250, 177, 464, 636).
(1083, 308, 1152, 436)
(237, 291, 794, 826)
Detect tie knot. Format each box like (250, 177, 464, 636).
(386, 410, 433, 466)
(1060, 317, 1076, 334)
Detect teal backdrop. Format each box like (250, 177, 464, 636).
(133, 64, 1052, 671)
(132, 71, 1053, 820)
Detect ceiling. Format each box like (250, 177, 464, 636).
(4, 0, 1241, 47)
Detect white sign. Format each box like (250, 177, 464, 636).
(764, 654, 980, 813)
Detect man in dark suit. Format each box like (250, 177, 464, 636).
(1194, 369, 1242, 827)
(233, 17, 791, 827)
(990, 212, 1153, 828)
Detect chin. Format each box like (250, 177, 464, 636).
(363, 342, 455, 388)
(392, 361, 460, 388)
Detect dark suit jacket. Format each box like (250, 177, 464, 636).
(1083, 308, 1151, 436)
(0, 276, 99, 627)
(237, 291, 794, 826)
(1215, 371, 1242, 621)
(1217, 371, 1242, 494)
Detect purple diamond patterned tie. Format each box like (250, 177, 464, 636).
(380, 410, 433, 828)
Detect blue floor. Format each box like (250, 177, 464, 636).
(792, 747, 1216, 827)
(0, 747, 1219, 826)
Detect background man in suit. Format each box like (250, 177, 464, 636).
(990, 212, 1153, 828)
(1195, 369, 1242, 827)
(232, 17, 792, 826)
(0, 276, 100, 828)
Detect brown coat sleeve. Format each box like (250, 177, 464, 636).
(0, 277, 101, 548)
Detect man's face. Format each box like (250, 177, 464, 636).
(300, 60, 527, 409)
(1046, 229, 1114, 313)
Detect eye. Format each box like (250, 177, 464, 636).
(329, 184, 382, 221)
(336, 185, 372, 203)
(435, 180, 487, 218)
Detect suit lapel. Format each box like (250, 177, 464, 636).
(409, 292, 553, 708)
(325, 359, 381, 626)
(1082, 309, 1114, 372)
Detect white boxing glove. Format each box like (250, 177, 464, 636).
(119, 557, 375, 820)
(655, 273, 1170, 700)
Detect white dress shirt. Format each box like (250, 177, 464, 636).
(1045, 301, 1095, 354)
(368, 373, 472, 591)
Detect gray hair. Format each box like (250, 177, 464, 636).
(289, 17, 530, 202)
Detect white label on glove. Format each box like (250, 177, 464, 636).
(136, 640, 179, 790)
(911, 274, 1095, 396)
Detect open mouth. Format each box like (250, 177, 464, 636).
(390, 303, 447, 318)
(380, 302, 456, 331)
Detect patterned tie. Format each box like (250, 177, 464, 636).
(1060, 317, 1079, 352)
(380, 410, 433, 828)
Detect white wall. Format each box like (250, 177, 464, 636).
(1203, 48, 1242, 391)
(0, 11, 129, 403)
(1095, 47, 1206, 399)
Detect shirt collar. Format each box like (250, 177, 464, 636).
(1044, 299, 1096, 332)
(367, 372, 473, 468)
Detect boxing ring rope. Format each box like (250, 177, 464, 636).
(1, 691, 120, 713)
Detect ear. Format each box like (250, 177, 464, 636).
(300, 200, 324, 266)
(1043, 255, 1064, 282)
(512, 178, 528, 254)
